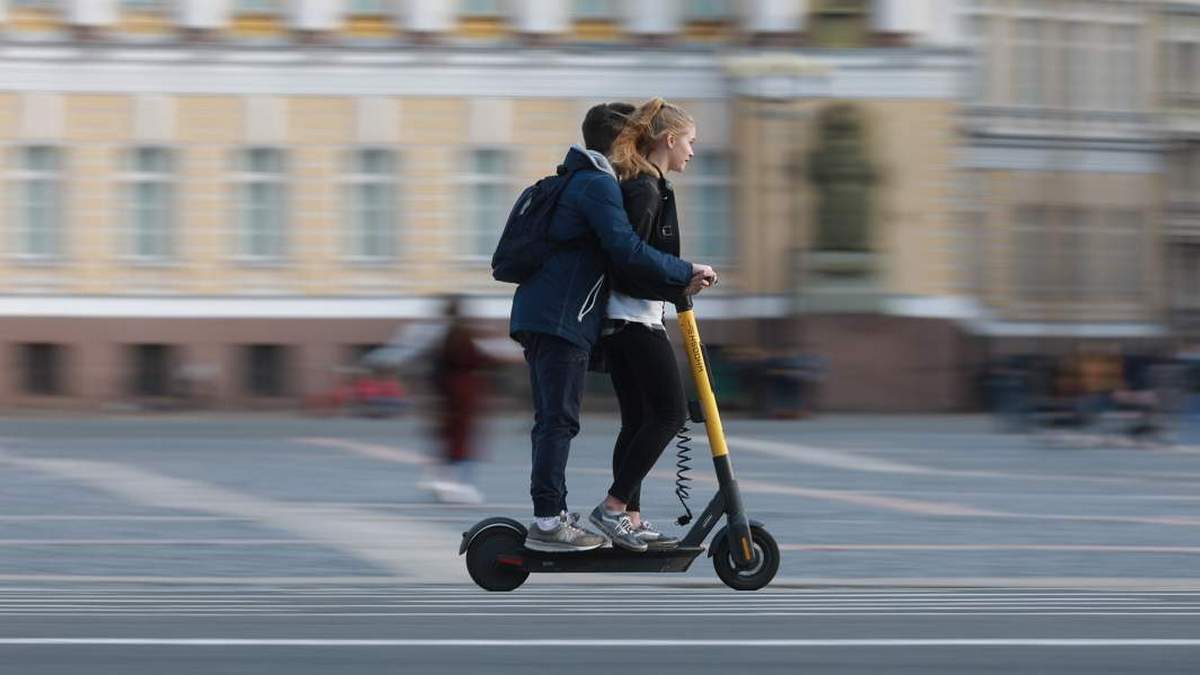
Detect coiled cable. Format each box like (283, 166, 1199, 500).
(673, 422, 695, 526)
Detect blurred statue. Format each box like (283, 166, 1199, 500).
(808, 104, 876, 253)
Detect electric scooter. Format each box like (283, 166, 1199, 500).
(460, 297, 780, 591)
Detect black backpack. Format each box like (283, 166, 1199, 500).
(491, 166, 582, 284)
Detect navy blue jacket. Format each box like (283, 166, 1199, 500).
(509, 146, 693, 350)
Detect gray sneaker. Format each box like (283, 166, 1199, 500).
(589, 505, 648, 552)
(524, 514, 606, 553)
(633, 521, 681, 547)
(634, 519, 680, 545)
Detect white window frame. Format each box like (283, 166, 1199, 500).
(342, 147, 399, 263)
(681, 150, 734, 265)
(10, 145, 65, 262)
(460, 147, 512, 262)
(120, 146, 176, 263)
(232, 147, 288, 263)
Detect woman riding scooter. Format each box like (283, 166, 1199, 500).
(587, 98, 710, 552)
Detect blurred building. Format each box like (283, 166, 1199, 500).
(962, 0, 1162, 358)
(0, 0, 1174, 412)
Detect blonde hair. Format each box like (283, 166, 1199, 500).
(609, 97, 694, 182)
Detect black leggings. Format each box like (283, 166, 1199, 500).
(606, 323, 686, 512)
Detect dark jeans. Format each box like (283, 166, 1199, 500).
(606, 323, 686, 512)
(521, 332, 589, 518)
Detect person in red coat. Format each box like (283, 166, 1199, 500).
(426, 295, 495, 503)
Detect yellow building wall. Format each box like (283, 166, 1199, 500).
(177, 96, 241, 294)
(64, 95, 133, 293)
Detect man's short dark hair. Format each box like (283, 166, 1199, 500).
(582, 101, 635, 156)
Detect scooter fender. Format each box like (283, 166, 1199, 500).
(705, 519, 765, 557)
(458, 517, 527, 555)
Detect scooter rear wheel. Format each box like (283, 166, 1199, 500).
(465, 525, 530, 592)
(712, 524, 780, 591)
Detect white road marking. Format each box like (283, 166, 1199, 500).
(0, 638, 1197, 647)
(778, 544, 1200, 554)
(297, 438, 429, 465)
(0, 449, 459, 582)
(0, 515, 245, 521)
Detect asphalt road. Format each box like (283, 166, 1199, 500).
(0, 413, 1198, 673)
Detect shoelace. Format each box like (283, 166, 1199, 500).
(614, 516, 636, 537)
(637, 520, 655, 533)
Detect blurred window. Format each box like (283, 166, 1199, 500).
(233, 148, 288, 261)
(344, 148, 398, 261)
(1060, 22, 1091, 110)
(1107, 25, 1139, 111)
(20, 343, 64, 396)
(1173, 244, 1200, 309)
(956, 172, 988, 294)
(130, 344, 173, 397)
(967, 14, 991, 104)
(347, 0, 388, 14)
(10, 1, 58, 8)
(11, 145, 64, 259)
(1167, 145, 1200, 203)
(683, 152, 734, 263)
(121, 0, 166, 9)
(572, 0, 617, 19)
(234, 0, 280, 13)
(460, 0, 503, 17)
(685, 0, 730, 21)
(1058, 207, 1088, 298)
(1014, 19, 1044, 106)
(463, 148, 511, 260)
(810, 0, 869, 48)
(1165, 41, 1199, 105)
(1014, 205, 1051, 300)
(348, 343, 384, 364)
(244, 344, 289, 397)
(122, 147, 175, 261)
(1093, 209, 1143, 302)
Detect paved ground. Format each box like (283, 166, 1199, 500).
(0, 413, 1198, 673)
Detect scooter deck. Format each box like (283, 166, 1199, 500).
(506, 545, 706, 574)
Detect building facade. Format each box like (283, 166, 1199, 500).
(6, 0, 1171, 412)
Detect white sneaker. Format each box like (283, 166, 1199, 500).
(434, 482, 484, 504)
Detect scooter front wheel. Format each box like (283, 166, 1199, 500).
(465, 525, 530, 592)
(711, 524, 780, 591)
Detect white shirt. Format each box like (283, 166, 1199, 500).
(606, 290, 665, 328)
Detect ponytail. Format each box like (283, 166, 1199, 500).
(609, 97, 694, 182)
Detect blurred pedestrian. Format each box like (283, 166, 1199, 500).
(422, 296, 493, 504)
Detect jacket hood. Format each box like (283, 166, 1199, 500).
(563, 144, 616, 178)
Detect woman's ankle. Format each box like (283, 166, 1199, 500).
(602, 495, 626, 513)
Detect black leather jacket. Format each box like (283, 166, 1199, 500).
(609, 171, 687, 305)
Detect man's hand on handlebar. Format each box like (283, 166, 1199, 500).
(685, 264, 718, 296)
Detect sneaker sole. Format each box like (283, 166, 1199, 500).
(522, 538, 604, 553)
(588, 514, 648, 553)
